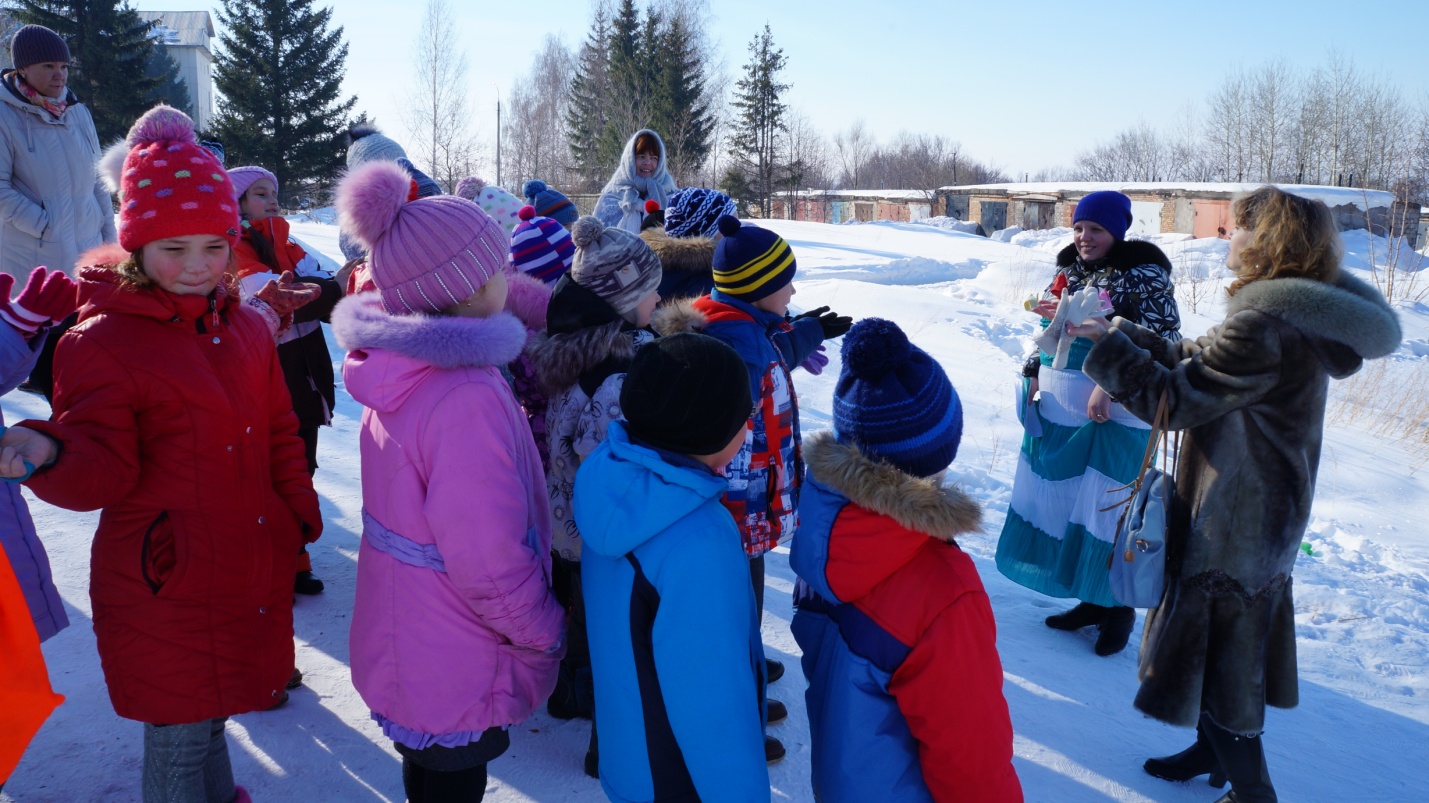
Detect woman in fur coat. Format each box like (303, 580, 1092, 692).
(995, 190, 1181, 656)
(1072, 186, 1401, 803)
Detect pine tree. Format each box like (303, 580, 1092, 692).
(727, 24, 789, 215)
(565, 3, 613, 190)
(648, 11, 711, 177)
(595, 0, 645, 171)
(210, 0, 357, 204)
(10, 0, 163, 143)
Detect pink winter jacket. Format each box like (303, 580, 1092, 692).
(332, 294, 564, 749)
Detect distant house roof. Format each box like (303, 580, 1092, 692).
(776, 189, 934, 201)
(936, 181, 1397, 212)
(137, 11, 214, 50)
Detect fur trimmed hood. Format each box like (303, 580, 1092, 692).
(1057, 238, 1173, 273)
(641, 228, 715, 274)
(804, 430, 982, 540)
(331, 293, 526, 370)
(1228, 270, 1401, 362)
(529, 320, 635, 393)
(651, 296, 709, 336)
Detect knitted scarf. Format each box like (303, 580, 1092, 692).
(8, 72, 67, 120)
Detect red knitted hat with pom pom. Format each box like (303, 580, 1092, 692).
(112, 105, 239, 252)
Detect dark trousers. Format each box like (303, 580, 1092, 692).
(395, 726, 509, 803)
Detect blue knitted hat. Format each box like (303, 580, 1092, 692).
(511, 205, 574, 285)
(523, 179, 578, 228)
(666, 187, 737, 239)
(1073, 190, 1133, 241)
(711, 216, 796, 301)
(833, 318, 962, 478)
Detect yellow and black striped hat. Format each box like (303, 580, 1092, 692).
(711, 215, 797, 301)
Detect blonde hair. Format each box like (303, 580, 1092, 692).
(1229, 186, 1341, 296)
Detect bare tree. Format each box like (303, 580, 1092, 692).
(504, 35, 577, 189)
(783, 110, 831, 189)
(1249, 59, 1296, 181)
(404, 0, 482, 192)
(833, 119, 875, 188)
(1205, 69, 1251, 181)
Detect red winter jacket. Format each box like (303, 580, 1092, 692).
(22, 250, 321, 725)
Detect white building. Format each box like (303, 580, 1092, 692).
(137, 11, 215, 132)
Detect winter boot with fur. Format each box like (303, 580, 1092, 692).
(1144, 713, 1226, 788)
(1044, 601, 1109, 631)
(1094, 606, 1136, 656)
(1203, 717, 1278, 803)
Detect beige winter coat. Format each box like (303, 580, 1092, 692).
(0, 72, 114, 278)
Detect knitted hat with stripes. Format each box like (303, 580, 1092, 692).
(711, 215, 796, 301)
(569, 215, 661, 317)
(834, 318, 963, 478)
(522, 180, 578, 228)
(337, 161, 508, 315)
(510, 205, 574, 286)
(666, 187, 736, 239)
(106, 105, 240, 252)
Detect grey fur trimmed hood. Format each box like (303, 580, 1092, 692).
(1229, 271, 1401, 361)
(804, 430, 982, 540)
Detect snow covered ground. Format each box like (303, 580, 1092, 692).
(5, 217, 1428, 802)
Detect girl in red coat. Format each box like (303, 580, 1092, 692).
(0, 105, 321, 803)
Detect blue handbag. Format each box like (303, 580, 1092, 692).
(1105, 392, 1176, 609)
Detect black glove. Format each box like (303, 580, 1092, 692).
(795, 306, 852, 340)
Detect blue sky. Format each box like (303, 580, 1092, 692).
(135, 0, 1429, 177)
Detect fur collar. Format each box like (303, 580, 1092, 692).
(641, 228, 715, 274)
(529, 321, 638, 393)
(651, 296, 709, 336)
(1227, 270, 1401, 360)
(804, 430, 982, 540)
(1057, 239, 1173, 273)
(331, 293, 526, 369)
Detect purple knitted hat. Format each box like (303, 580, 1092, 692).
(227, 166, 278, 201)
(337, 161, 508, 315)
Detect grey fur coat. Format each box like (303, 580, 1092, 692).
(1083, 271, 1400, 734)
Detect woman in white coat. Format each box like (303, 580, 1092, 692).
(0, 25, 114, 280)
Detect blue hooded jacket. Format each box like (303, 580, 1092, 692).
(574, 421, 770, 802)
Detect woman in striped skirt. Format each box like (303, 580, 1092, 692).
(995, 191, 1181, 656)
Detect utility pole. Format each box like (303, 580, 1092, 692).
(494, 82, 502, 187)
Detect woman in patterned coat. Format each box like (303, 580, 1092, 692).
(995, 190, 1181, 656)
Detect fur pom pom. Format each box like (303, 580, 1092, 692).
(518, 205, 536, 222)
(644, 199, 661, 214)
(98, 140, 129, 194)
(455, 176, 486, 201)
(126, 105, 196, 146)
(522, 179, 547, 197)
(346, 122, 380, 146)
(336, 161, 411, 250)
(571, 216, 604, 249)
(717, 214, 742, 237)
(842, 318, 911, 376)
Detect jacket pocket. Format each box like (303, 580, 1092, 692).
(140, 511, 175, 594)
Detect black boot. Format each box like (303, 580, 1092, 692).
(294, 570, 325, 595)
(1203, 717, 1278, 803)
(764, 735, 786, 764)
(1094, 606, 1136, 656)
(583, 722, 599, 779)
(1144, 713, 1226, 788)
(765, 658, 785, 684)
(1045, 602, 1109, 631)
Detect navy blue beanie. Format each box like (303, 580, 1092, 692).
(523, 179, 578, 228)
(711, 216, 797, 301)
(833, 318, 962, 478)
(1073, 190, 1133, 241)
(11, 25, 69, 70)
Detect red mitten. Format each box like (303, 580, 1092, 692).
(0, 267, 78, 337)
(254, 271, 321, 318)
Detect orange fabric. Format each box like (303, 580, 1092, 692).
(0, 547, 63, 783)
(231, 217, 308, 280)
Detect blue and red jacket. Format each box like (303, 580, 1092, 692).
(791, 431, 1022, 803)
(686, 291, 822, 556)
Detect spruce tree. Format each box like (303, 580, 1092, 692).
(648, 11, 711, 177)
(210, 0, 357, 205)
(9, 0, 163, 143)
(565, 3, 612, 190)
(596, 0, 645, 171)
(727, 24, 789, 215)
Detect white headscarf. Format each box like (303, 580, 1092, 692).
(600, 129, 678, 223)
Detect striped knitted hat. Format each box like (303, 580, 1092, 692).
(666, 187, 736, 239)
(522, 180, 578, 228)
(337, 161, 508, 315)
(833, 318, 962, 478)
(107, 105, 239, 252)
(570, 215, 661, 317)
(510, 205, 574, 286)
(711, 216, 795, 301)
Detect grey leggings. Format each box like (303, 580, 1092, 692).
(141, 718, 236, 803)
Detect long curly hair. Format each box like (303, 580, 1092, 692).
(1228, 186, 1341, 296)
